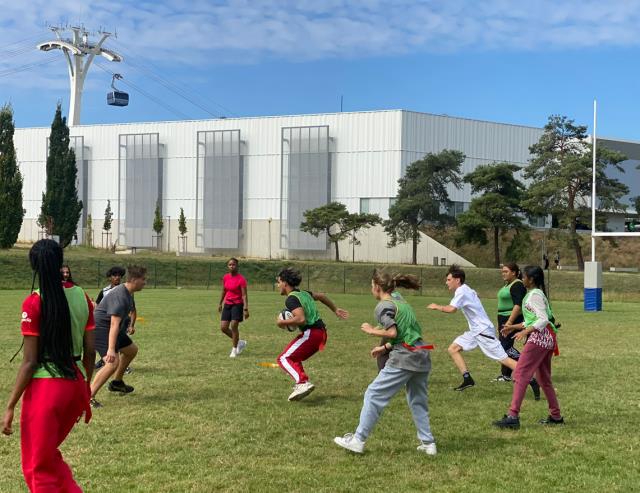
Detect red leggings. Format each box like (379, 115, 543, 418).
(509, 341, 561, 419)
(20, 374, 90, 492)
(278, 328, 327, 384)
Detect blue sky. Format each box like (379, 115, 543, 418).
(1, 0, 640, 141)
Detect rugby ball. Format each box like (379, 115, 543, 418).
(278, 309, 298, 332)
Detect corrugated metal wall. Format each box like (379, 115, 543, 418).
(401, 111, 544, 203)
(14, 110, 404, 231)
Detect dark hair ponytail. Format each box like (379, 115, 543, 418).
(29, 239, 76, 379)
(523, 265, 547, 297)
(503, 262, 522, 280)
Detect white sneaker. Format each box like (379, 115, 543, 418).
(288, 382, 315, 401)
(229, 348, 237, 358)
(236, 340, 247, 355)
(334, 433, 365, 454)
(417, 442, 437, 456)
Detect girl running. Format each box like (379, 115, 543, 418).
(334, 270, 436, 455)
(275, 267, 348, 401)
(2, 239, 95, 492)
(218, 258, 249, 358)
(494, 265, 563, 429)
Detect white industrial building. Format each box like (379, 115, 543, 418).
(13, 109, 640, 265)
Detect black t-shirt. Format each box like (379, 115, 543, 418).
(498, 282, 527, 326)
(510, 282, 527, 307)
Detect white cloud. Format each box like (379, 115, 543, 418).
(1, 0, 640, 90)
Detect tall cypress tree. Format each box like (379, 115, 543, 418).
(0, 104, 25, 248)
(39, 103, 82, 247)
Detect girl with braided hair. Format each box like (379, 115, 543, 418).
(2, 239, 95, 492)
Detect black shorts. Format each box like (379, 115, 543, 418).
(95, 329, 134, 357)
(221, 303, 244, 322)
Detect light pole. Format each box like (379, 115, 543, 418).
(268, 217, 272, 260)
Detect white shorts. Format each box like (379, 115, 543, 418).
(453, 331, 508, 361)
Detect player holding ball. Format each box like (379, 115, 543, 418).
(275, 267, 348, 401)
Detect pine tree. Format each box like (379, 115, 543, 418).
(39, 103, 83, 247)
(85, 214, 93, 247)
(0, 104, 25, 248)
(103, 200, 113, 232)
(300, 202, 380, 261)
(455, 162, 527, 267)
(384, 150, 464, 264)
(153, 200, 164, 235)
(523, 115, 628, 270)
(178, 207, 187, 236)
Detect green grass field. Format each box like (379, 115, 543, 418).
(0, 289, 638, 492)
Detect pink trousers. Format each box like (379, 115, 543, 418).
(509, 341, 561, 419)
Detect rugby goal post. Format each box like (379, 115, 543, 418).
(586, 100, 640, 311)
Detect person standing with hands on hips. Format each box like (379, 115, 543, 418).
(218, 258, 249, 358)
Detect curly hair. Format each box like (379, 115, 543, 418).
(277, 267, 302, 288)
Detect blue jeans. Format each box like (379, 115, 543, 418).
(355, 365, 434, 444)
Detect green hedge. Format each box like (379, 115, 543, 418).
(1, 247, 638, 301)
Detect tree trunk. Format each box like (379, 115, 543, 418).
(570, 221, 585, 271)
(334, 241, 340, 262)
(493, 227, 500, 268)
(412, 228, 419, 265)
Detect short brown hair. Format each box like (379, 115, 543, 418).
(127, 265, 148, 281)
(447, 264, 466, 284)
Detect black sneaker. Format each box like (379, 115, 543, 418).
(95, 359, 105, 370)
(493, 375, 512, 382)
(108, 380, 134, 394)
(453, 377, 475, 391)
(493, 414, 520, 429)
(530, 379, 541, 401)
(90, 398, 103, 409)
(539, 415, 564, 425)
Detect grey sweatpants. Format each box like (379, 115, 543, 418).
(355, 364, 435, 444)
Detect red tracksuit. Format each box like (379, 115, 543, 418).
(20, 370, 91, 492)
(19, 284, 94, 492)
(278, 328, 327, 384)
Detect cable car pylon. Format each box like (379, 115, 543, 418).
(37, 26, 123, 126)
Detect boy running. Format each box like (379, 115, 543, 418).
(428, 265, 517, 391)
(275, 268, 348, 401)
(90, 265, 146, 407)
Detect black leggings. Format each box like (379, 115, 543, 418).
(497, 314, 523, 377)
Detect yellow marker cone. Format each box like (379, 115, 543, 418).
(257, 362, 279, 368)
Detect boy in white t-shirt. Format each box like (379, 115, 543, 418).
(428, 265, 517, 391)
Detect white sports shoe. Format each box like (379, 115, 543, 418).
(229, 347, 237, 358)
(288, 382, 315, 401)
(417, 442, 437, 456)
(334, 433, 365, 454)
(236, 340, 247, 355)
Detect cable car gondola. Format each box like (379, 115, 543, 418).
(107, 73, 129, 107)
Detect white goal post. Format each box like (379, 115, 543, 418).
(587, 100, 640, 311)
